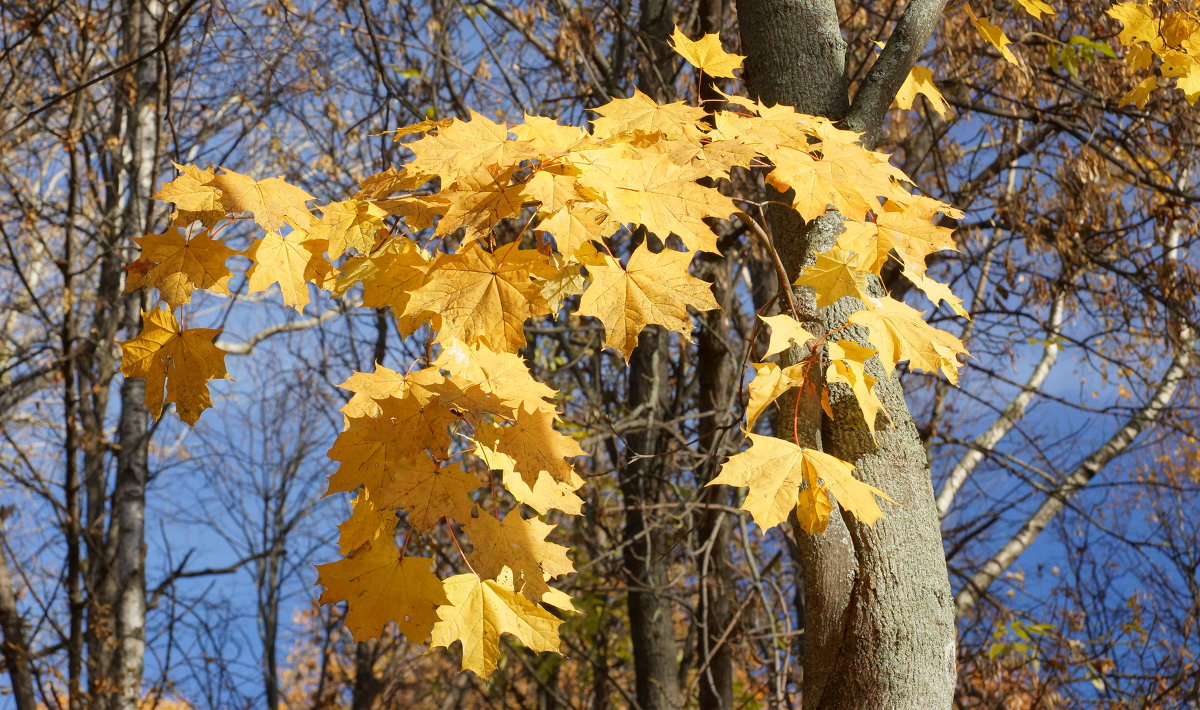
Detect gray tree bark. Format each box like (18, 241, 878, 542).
(737, 1, 958, 707)
(108, 0, 165, 707)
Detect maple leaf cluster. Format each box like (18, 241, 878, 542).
(1107, 1, 1200, 106)
(121, 29, 970, 675)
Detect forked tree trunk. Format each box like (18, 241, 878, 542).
(737, 1, 957, 707)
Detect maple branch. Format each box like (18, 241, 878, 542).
(216, 303, 356, 355)
(936, 289, 1066, 516)
(845, 0, 951, 147)
(735, 211, 800, 322)
(954, 324, 1196, 616)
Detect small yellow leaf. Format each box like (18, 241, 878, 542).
(759, 314, 816, 358)
(708, 433, 893, 533)
(793, 248, 872, 308)
(336, 489, 396, 555)
(119, 307, 229, 425)
(308, 199, 388, 259)
(434, 167, 528, 246)
(902, 266, 970, 318)
(971, 15, 1021, 65)
(461, 511, 574, 601)
(153, 164, 224, 225)
(894, 65, 950, 118)
(826, 340, 888, 439)
(745, 362, 808, 429)
(1106, 2, 1161, 48)
(209, 167, 316, 231)
(1119, 75, 1158, 107)
(126, 229, 236, 308)
(1014, 0, 1054, 20)
(371, 460, 480, 532)
(430, 571, 562, 677)
(243, 227, 331, 312)
(473, 405, 586, 491)
(577, 245, 719, 357)
(669, 26, 746, 78)
(404, 242, 555, 353)
(317, 547, 447, 644)
(847, 297, 968, 384)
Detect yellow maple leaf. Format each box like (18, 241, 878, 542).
(537, 204, 617, 260)
(759, 314, 817, 358)
(971, 14, 1021, 66)
(580, 150, 733, 252)
(405, 110, 535, 182)
(430, 570, 562, 677)
(1106, 2, 1162, 48)
(708, 433, 893, 533)
(473, 405, 586, 490)
(847, 296, 968, 384)
(118, 306, 228, 425)
(1119, 75, 1158, 107)
(894, 65, 950, 118)
(316, 546, 447, 643)
(336, 489, 397, 554)
(337, 237, 432, 334)
(433, 339, 558, 415)
(404, 242, 554, 352)
(462, 511, 574, 601)
(499, 468, 585, 516)
(765, 132, 901, 222)
(433, 168, 527, 246)
(590, 89, 708, 141)
(510, 114, 588, 154)
(338, 364, 444, 419)
(669, 26, 746, 78)
(540, 260, 588, 313)
(902, 266, 970, 318)
(837, 203, 957, 277)
(354, 166, 428, 199)
(209, 167, 315, 231)
(745, 361, 809, 429)
(577, 245, 719, 357)
(793, 248, 872, 308)
(370, 460, 480, 532)
(825, 340, 888, 439)
(243, 227, 331, 312)
(125, 229, 236, 308)
(1160, 50, 1200, 103)
(1015, 0, 1054, 20)
(326, 397, 459, 494)
(308, 199, 388, 259)
(153, 164, 224, 225)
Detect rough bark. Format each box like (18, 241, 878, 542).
(737, 1, 958, 707)
(622, 326, 683, 710)
(696, 251, 736, 710)
(695, 4, 736, 706)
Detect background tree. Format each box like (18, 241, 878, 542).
(0, 1, 1196, 709)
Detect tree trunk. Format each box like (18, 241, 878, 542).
(109, 0, 165, 706)
(737, 1, 958, 707)
(617, 1, 684, 707)
(0, 512, 37, 710)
